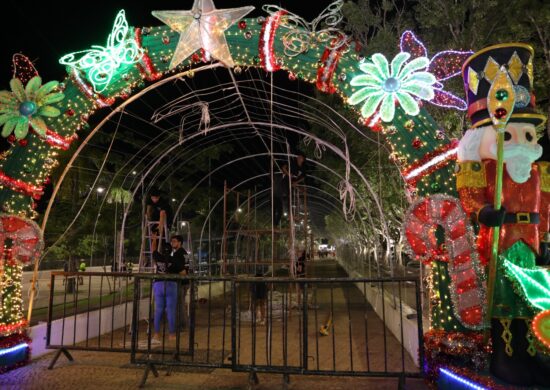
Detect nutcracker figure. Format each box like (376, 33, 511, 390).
(457, 43, 550, 385)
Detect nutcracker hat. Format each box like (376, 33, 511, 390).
(462, 43, 546, 130)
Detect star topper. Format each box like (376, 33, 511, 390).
(152, 0, 254, 69)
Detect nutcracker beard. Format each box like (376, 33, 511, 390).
(489, 143, 542, 183)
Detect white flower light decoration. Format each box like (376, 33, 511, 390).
(349, 52, 437, 122)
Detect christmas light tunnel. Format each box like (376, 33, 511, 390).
(0, 0, 503, 382)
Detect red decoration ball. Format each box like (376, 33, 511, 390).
(494, 107, 507, 119)
(238, 20, 247, 30)
(369, 121, 383, 132)
(162, 36, 170, 44)
(288, 73, 297, 81)
(191, 53, 200, 63)
(18, 139, 28, 147)
(66, 108, 75, 117)
(7, 134, 16, 143)
(412, 137, 423, 149)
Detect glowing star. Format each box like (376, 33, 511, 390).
(349, 52, 437, 122)
(152, 0, 254, 69)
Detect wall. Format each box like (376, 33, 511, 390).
(337, 258, 422, 367)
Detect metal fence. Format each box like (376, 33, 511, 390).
(46, 273, 423, 389)
(46, 271, 138, 367)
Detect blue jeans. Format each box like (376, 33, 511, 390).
(153, 281, 178, 334)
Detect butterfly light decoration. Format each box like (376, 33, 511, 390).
(262, 0, 346, 57)
(399, 30, 473, 110)
(59, 10, 144, 93)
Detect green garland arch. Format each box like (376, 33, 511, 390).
(0, 3, 462, 368)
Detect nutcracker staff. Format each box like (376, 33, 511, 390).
(457, 43, 550, 386)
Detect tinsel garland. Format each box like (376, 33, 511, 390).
(259, 10, 287, 72)
(134, 27, 162, 81)
(403, 194, 486, 329)
(0, 320, 27, 338)
(45, 129, 77, 151)
(424, 329, 490, 385)
(0, 333, 31, 374)
(0, 171, 43, 198)
(402, 139, 459, 186)
(316, 35, 348, 94)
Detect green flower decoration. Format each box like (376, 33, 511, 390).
(0, 76, 64, 140)
(349, 52, 437, 122)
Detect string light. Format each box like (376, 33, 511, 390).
(0, 342, 28, 357)
(439, 368, 487, 390)
(0, 7, 480, 382)
(403, 194, 485, 329)
(399, 30, 472, 110)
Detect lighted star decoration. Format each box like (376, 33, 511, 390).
(152, 0, 254, 69)
(349, 52, 437, 122)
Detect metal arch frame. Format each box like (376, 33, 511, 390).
(116, 125, 389, 267)
(37, 64, 396, 297)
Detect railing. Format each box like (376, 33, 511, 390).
(45, 271, 138, 367)
(46, 272, 423, 389)
(131, 275, 423, 388)
(130, 275, 233, 373)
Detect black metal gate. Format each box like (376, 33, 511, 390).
(46, 273, 424, 389)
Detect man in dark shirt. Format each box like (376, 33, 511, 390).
(291, 151, 307, 188)
(152, 235, 188, 343)
(146, 188, 172, 252)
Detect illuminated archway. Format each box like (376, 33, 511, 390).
(0, 1, 471, 369)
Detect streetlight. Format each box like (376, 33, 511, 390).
(131, 171, 137, 175)
(172, 198, 176, 202)
(237, 208, 242, 213)
(96, 187, 105, 194)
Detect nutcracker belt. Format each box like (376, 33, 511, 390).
(503, 212, 539, 224)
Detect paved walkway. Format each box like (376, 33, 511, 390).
(2, 260, 427, 389)
(0, 350, 427, 389)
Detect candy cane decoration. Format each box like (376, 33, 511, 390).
(0, 215, 43, 265)
(0, 214, 43, 332)
(403, 194, 486, 329)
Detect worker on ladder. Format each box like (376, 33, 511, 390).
(146, 188, 172, 254)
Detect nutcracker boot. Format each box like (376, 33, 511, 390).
(490, 318, 534, 386)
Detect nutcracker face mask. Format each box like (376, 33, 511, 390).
(479, 122, 543, 183)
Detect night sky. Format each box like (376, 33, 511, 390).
(1, 0, 329, 82)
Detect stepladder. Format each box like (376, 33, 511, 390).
(139, 218, 169, 272)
